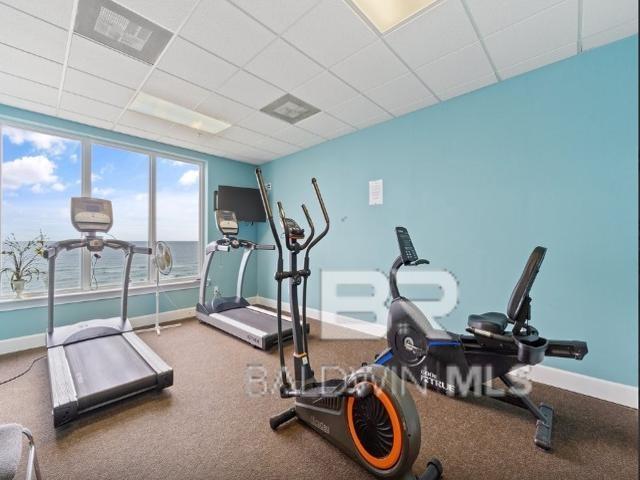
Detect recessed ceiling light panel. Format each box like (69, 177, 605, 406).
(75, 0, 172, 64)
(130, 92, 230, 135)
(261, 94, 320, 124)
(350, 0, 440, 33)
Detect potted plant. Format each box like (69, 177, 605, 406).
(1, 232, 47, 298)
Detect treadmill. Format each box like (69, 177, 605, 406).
(45, 197, 173, 427)
(196, 210, 308, 350)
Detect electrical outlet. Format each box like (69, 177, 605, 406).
(266, 183, 272, 190)
(213, 286, 221, 298)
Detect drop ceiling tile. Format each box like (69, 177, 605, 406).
(1, 0, 74, 29)
(143, 70, 210, 109)
(385, 0, 477, 69)
(68, 35, 150, 89)
(230, 0, 319, 33)
(181, 0, 276, 66)
(500, 43, 576, 79)
(296, 112, 354, 138)
(237, 111, 290, 136)
(292, 71, 359, 110)
(0, 4, 68, 62)
(582, 0, 638, 37)
(465, 0, 565, 37)
(162, 136, 203, 152)
(216, 70, 284, 110)
(158, 38, 238, 91)
(415, 42, 494, 96)
(114, 125, 161, 141)
(118, 110, 177, 136)
(0, 93, 57, 116)
(254, 137, 299, 156)
(0, 43, 62, 88)
(438, 73, 497, 101)
(283, 0, 377, 67)
(582, 20, 638, 51)
(366, 73, 436, 113)
(245, 39, 323, 92)
(116, 0, 198, 31)
(327, 95, 390, 128)
(387, 96, 439, 117)
(64, 68, 135, 108)
(0, 71, 59, 106)
(219, 125, 272, 145)
(484, 0, 578, 70)
(58, 110, 114, 130)
(197, 92, 254, 124)
(60, 92, 123, 122)
(167, 124, 216, 145)
(202, 135, 248, 154)
(273, 125, 324, 148)
(331, 41, 409, 92)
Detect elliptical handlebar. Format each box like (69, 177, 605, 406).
(306, 178, 330, 253)
(256, 168, 283, 256)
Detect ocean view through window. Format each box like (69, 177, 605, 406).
(0, 123, 204, 300)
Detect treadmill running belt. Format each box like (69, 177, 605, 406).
(64, 335, 157, 410)
(218, 308, 284, 335)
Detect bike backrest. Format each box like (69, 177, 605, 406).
(507, 246, 547, 321)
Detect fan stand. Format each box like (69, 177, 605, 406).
(151, 266, 182, 335)
(139, 242, 182, 336)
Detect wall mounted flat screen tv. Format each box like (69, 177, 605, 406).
(215, 186, 266, 222)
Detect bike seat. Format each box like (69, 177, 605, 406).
(467, 312, 509, 334)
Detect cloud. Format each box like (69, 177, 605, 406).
(4, 126, 72, 156)
(91, 173, 102, 182)
(160, 158, 190, 168)
(178, 169, 199, 187)
(51, 182, 67, 192)
(93, 187, 115, 197)
(2, 155, 60, 191)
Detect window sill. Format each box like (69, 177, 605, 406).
(0, 278, 200, 312)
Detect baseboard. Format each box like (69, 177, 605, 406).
(252, 296, 638, 409)
(0, 307, 195, 356)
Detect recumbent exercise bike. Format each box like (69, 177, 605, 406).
(376, 227, 588, 450)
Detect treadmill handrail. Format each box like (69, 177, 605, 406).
(46, 237, 151, 334)
(199, 238, 275, 304)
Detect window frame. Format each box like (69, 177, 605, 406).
(0, 118, 205, 306)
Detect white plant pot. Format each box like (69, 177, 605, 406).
(12, 279, 26, 299)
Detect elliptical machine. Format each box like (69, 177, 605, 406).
(376, 227, 589, 450)
(255, 170, 442, 480)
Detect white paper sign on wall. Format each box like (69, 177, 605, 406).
(369, 179, 383, 206)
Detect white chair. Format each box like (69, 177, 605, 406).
(0, 424, 41, 480)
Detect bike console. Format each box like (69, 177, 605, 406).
(396, 227, 418, 264)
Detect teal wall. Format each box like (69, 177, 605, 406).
(0, 104, 257, 341)
(255, 37, 638, 386)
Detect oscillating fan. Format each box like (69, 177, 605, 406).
(152, 241, 180, 335)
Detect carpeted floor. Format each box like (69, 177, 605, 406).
(0, 317, 637, 479)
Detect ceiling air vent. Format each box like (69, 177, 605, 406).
(74, 0, 172, 64)
(260, 94, 320, 124)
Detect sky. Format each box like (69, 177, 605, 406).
(1, 125, 200, 242)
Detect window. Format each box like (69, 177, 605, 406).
(0, 123, 203, 300)
(156, 158, 200, 280)
(1, 126, 81, 296)
(91, 144, 150, 287)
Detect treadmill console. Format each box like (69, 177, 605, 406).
(71, 197, 113, 233)
(216, 210, 239, 236)
(396, 226, 418, 264)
